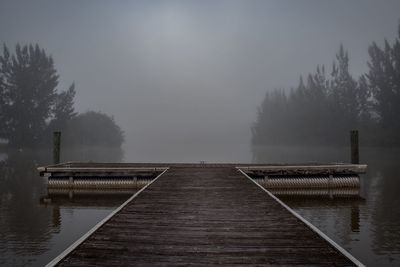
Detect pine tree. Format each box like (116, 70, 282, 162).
(51, 83, 77, 129)
(307, 65, 331, 143)
(0, 44, 59, 147)
(367, 40, 396, 129)
(0, 64, 5, 139)
(251, 89, 288, 146)
(356, 75, 372, 125)
(329, 44, 359, 142)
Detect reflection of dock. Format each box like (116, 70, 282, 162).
(40, 188, 140, 208)
(265, 187, 360, 198)
(40, 163, 366, 266)
(40, 189, 137, 208)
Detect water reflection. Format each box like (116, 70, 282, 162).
(41, 189, 138, 207)
(253, 146, 400, 266)
(0, 150, 52, 266)
(364, 150, 400, 262)
(0, 148, 127, 266)
(267, 188, 361, 199)
(1, 146, 400, 266)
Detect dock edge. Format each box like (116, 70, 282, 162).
(237, 167, 365, 267)
(45, 167, 169, 267)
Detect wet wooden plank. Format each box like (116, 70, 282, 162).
(54, 166, 359, 266)
(38, 162, 366, 176)
(243, 164, 367, 175)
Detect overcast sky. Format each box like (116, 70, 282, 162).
(1, 0, 399, 162)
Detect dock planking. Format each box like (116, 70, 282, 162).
(51, 165, 361, 266)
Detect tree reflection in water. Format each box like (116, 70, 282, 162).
(0, 147, 126, 266)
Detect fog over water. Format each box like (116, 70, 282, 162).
(2, 2, 400, 265)
(1, 0, 400, 162)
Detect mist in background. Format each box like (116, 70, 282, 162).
(1, 0, 400, 162)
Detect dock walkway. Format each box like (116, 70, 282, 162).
(52, 165, 360, 266)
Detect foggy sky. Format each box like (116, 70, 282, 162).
(1, 0, 399, 162)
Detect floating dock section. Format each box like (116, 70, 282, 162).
(243, 164, 365, 198)
(38, 163, 167, 189)
(39, 163, 366, 266)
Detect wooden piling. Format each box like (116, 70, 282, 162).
(350, 130, 359, 164)
(53, 131, 61, 164)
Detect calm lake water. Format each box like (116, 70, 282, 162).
(254, 146, 400, 266)
(0, 146, 399, 266)
(0, 149, 130, 266)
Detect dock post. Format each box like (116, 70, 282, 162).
(53, 131, 61, 164)
(350, 130, 359, 164)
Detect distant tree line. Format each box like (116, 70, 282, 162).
(0, 43, 124, 150)
(252, 22, 400, 147)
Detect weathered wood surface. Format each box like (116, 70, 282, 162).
(56, 166, 357, 266)
(38, 165, 166, 176)
(243, 164, 367, 176)
(38, 162, 367, 176)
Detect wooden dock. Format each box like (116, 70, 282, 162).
(43, 164, 365, 266)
